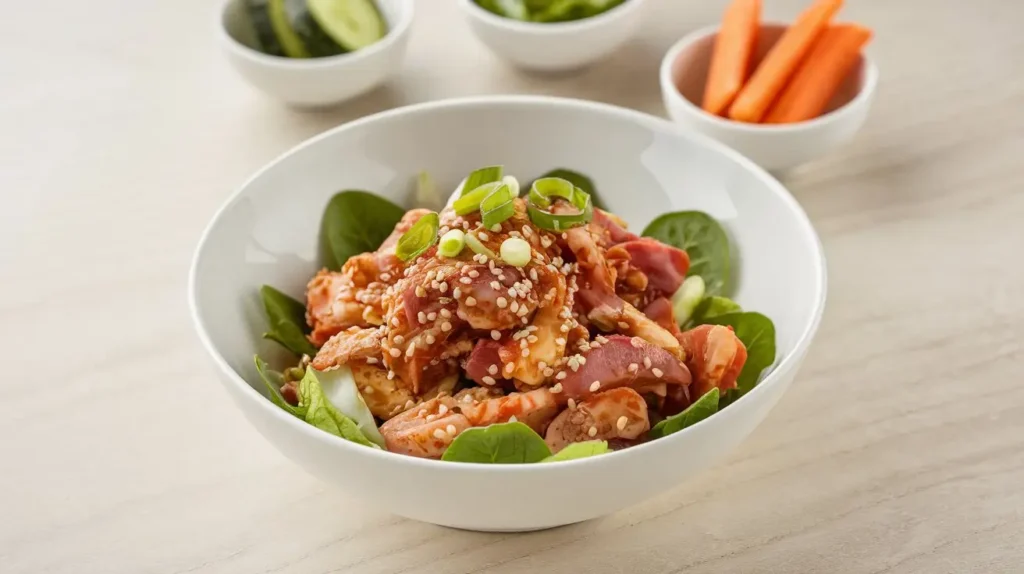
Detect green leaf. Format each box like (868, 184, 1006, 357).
(686, 296, 742, 328)
(703, 312, 777, 401)
(298, 368, 381, 449)
(254, 355, 306, 417)
(642, 211, 730, 296)
(649, 388, 720, 439)
(316, 366, 386, 447)
(260, 285, 318, 357)
(475, 0, 529, 20)
(535, 168, 606, 210)
(542, 440, 610, 462)
(441, 422, 552, 463)
(320, 190, 405, 271)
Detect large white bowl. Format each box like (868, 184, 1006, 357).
(457, 0, 649, 72)
(188, 96, 826, 531)
(218, 0, 414, 107)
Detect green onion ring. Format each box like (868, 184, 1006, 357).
(395, 212, 439, 262)
(453, 181, 502, 215)
(526, 177, 593, 232)
(459, 166, 503, 197)
(480, 183, 516, 228)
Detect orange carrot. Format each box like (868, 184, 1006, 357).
(727, 0, 844, 123)
(702, 0, 762, 116)
(763, 24, 873, 123)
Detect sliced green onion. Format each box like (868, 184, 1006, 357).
(526, 177, 593, 232)
(465, 232, 499, 260)
(502, 175, 520, 197)
(671, 275, 706, 326)
(481, 183, 516, 228)
(500, 237, 532, 267)
(459, 166, 504, 197)
(415, 171, 442, 211)
(438, 229, 466, 258)
(453, 181, 501, 215)
(395, 212, 439, 262)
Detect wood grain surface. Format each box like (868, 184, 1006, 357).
(2, 0, 1022, 572)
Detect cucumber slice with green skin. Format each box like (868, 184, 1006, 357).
(308, 0, 387, 52)
(268, 0, 311, 57)
(284, 0, 347, 57)
(246, 0, 286, 56)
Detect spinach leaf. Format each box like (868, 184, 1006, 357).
(686, 296, 742, 328)
(542, 440, 610, 462)
(534, 168, 606, 210)
(649, 388, 720, 439)
(642, 211, 730, 296)
(703, 312, 776, 401)
(320, 190, 405, 271)
(298, 368, 381, 449)
(441, 422, 552, 463)
(260, 285, 318, 357)
(254, 355, 306, 417)
(316, 367, 386, 447)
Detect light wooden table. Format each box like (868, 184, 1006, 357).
(3, 0, 1022, 572)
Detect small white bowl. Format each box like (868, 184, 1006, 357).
(188, 96, 826, 531)
(457, 0, 648, 72)
(218, 0, 414, 107)
(660, 23, 878, 172)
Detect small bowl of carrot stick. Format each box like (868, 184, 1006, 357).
(660, 0, 876, 172)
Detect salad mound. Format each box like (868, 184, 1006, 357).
(255, 167, 776, 463)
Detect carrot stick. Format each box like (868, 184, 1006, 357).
(702, 0, 762, 116)
(763, 24, 873, 123)
(727, 0, 844, 123)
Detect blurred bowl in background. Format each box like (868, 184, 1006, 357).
(660, 23, 878, 172)
(457, 0, 649, 72)
(218, 0, 414, 107)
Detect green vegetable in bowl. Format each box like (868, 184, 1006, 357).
(395, 211, 439, 262)
(260, 285, 318, 357)
(671, 275, 705, 327)
(255, 355, 306, 416)
(648, 388, 719, 439)
(533, 168, 605, 210)
(541, 440, 610, 462)
(284, 0, 346, 57)
(475, 0, 626, 23)
(442, 422, 552, 463)
(688, 295, 742, 327)
(642, 211, 730, 296)
(307, 0, 387, 52)
(320, 190, 405, 271)
(243, 0, 387, 58)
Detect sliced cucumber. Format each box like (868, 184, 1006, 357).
(308, 0, 387, 52)
(268, 0, 311, 57)
(245, 0, 286, 56)
(284, 0, 346, 57)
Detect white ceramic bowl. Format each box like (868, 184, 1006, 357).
(457, 0, 648, 72)
(218, 0, 413, 107)
(188, 96, 826, 531)
(660, 24, 878, 172)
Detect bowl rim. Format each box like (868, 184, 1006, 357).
(217, 0, 415, 69)
(457, 0, 645, 34)
(660, 22, 879, 133)
(188, 95, 827, 472)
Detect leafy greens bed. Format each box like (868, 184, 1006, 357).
(254, 167, 776, 464)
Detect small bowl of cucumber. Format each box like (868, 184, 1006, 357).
(220, 0, 414, 107)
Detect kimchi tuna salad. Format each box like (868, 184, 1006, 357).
(255, 167, 776, 463)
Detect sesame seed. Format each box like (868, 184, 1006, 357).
(519, 339, 528, 349)
(618, 321, 630, 330)
(392, 317, 401, 327)
(425, 333, 436, 344)
(387, 370, 396, 380)
(433, 428, 446, 440)
(440, 321, 452, 332)
(518, 305, 530, 317)
(490, 267, 501, 276)
(555, 337, 567, 346)
(488, 365, 498, 375)
(588, 426, 598, 437)
(393, 335, 405, 345)
(538, 361, 547, 370)
(426, 270, 437, 281)
(551, 383, 563, 393)
(508, 287, 517, 298)
(590, 381, 601, 392)
(590, 341, 601, 349)
(530, 268, 539, 282)
(631, 337, 644, 348)
(446, 424, 458, 436)
(478, 232, 489, 241)
(362, 386, 374, 395)
(616, 416, 628, 431)
(491, 330, 502, 340)
(462, 394, 474, 403)
(543, 368, 554, 377)
(426, 413, 437, 422)
(406, 345, 416, 357)
(440, 308, 452, 318)
(453, 287, 462, 299)
(505, 362, 515, 373)
(460, 277, 472, 285)
(556, 371, 567, 381)
(388, 347, 401, 358)
(438, 404, 448, 415)
(490, 281, 501, 290)
(628, 363, 639, 373)
(510, 301, 520, 313)
(366, 357, 378, 365)
(568, 398, 577, 409)
(652, 368, 664, 378)
(439, 282, 448, 293)
(418, 409, 427, 416)
(465, 297, 477, 307)
(405, 400, 416, 409)
(418, 311, 427, 324)
(482, 376, 496, 385)
(499, 274, 507, 281)
(521, 348, 530, 357)
(491, 224, 502, 232)
(469, 270, 480, 278)
(496, 297, 508, 309)
(427, 312, 437, 321)
(527, 335, 538, 343)
(643, 357, 652, 369)
(508, 415, 518, 423)
(415, 286, 427, 297)
(561, 232, 568, 239)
